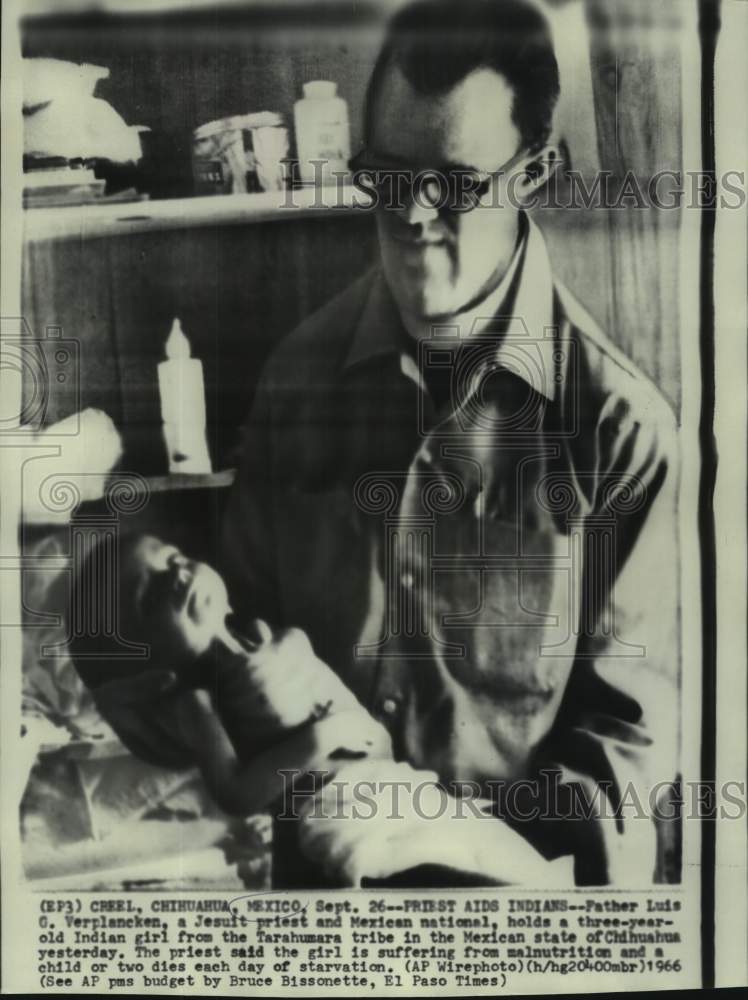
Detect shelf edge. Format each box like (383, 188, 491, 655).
(24, 185, 374, 242)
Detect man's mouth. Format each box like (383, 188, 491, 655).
(394, 236, 447, 248)
(492, 679, 556, 715)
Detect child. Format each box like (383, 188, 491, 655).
(71, 534, 392, 818)
(72, 535, 563, 889)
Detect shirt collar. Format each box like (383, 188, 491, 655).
(344, 215, 558, 401)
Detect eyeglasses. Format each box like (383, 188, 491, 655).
(349, 147, 529, 213)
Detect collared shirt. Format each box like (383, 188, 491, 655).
(222, 218, 680, 884)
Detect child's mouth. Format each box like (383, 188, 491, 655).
(171, 567, 194, 606)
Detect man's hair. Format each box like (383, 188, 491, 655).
(364, 0, 560, 154)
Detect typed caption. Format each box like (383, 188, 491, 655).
(33, 890, 694, 995)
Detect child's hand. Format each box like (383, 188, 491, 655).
(305, 708, 392, 765)
(236, 623, 362, 729)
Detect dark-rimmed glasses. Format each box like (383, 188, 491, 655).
(349, 146, 529, 213)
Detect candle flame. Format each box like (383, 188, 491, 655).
(165, 318, 191, 360)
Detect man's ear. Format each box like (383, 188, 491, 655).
(515, 144, 561, 198)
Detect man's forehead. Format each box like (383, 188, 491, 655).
(370, 63, 521, 169)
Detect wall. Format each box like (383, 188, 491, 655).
(22, 214, 379, 471)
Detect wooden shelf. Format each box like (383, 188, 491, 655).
(24, 184, 373, 242)
(22, 470, 236, 527)
(24, 0, 266, 13)
(132, 469, 235, 492)
(23, 0, 393, 17)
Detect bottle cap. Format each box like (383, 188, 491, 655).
(303, 80, 337, 99)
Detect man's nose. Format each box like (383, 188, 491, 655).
(400, 195, 440, 228)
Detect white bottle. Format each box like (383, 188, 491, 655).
(157, 318, 212, 475)
(293, 80, 351, 187)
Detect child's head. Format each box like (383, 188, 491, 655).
(70, 533, 232, 689)
(119, 535, 232, 662)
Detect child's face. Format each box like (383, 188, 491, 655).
(121, 535, 231, 661)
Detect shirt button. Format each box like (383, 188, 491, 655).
(380, 697, 399, 717)
(401, 572, 414, 589)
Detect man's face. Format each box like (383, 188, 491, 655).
(370, 64, 523, 327)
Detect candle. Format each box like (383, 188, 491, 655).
(157, 318, 212, 474)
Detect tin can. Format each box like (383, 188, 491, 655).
(192, 112, 289, 195)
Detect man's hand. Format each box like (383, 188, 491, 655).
(170, 689, 392, 816)
(298, 759, 574, 887)
(175, 690, 392, 774)
(298, 760, 440, 883)
(303, 708, 392, 765)
(91, 670, 191, 769)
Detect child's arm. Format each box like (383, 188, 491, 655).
(178, 690, 391, 817)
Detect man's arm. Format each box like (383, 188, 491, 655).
(524, 387, 681, 883)
(298, 759, 576, 887)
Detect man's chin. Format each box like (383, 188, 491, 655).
(401, 288, 462, 327)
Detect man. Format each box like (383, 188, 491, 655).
(218, 0, 680, 886)
(100, 0, 679, 886)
